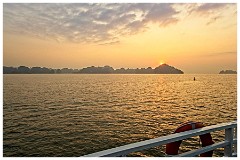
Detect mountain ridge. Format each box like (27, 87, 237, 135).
(3, 64, 184, 74)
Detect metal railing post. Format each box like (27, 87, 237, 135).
(119, 154, 126, 157)
(233, 127, 237, 154)
(224, 127, 234, 157)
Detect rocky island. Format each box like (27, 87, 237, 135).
(3, 64, 184, 74)
(219, 70, 237, 74)
(154, 64, 184, 74)
(78, 64, 184, 74)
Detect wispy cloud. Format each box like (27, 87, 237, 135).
(206, 15, 222, 25)
(203, 51, 237, 57)
(190, 3, 233, 25)
(3, 3, 233, 44)
(194, 3, 229, 14)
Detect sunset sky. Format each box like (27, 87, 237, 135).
(3, 3, 237, 73)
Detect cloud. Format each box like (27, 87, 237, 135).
(3, 3, 235, 44)
(3, 3, 179, 44)
(206, 15, 222, 25)
(144, 4, 179, 25)
(195, 3, 229, 14)
(203, 51, 237, 57)
(188, 3, 232, 26)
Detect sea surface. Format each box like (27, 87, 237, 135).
(3, 74, 237, 157)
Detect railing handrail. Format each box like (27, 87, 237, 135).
(83, 121, 237, 157)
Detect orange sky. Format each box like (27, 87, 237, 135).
(3, 3, 237, 73)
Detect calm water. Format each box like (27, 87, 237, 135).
(3, 74, 237, 157)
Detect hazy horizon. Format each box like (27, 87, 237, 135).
(3, 3, 237, 74)
(2, 64, 237, 74)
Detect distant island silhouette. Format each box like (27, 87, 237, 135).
(219, 70, 237, 74)
(3, 64, 184, 74)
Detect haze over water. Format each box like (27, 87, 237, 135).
(3, 74, 237, 157)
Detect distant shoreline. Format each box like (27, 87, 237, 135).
(3, 64, 184, 74)
(3, 65, 237, 75)
(3, 73, 237, 75)
(219, 70, 237, 74)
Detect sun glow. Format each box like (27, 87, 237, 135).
(160, 61, 165, 65)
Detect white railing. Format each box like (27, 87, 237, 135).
(83, 121, 237, 157)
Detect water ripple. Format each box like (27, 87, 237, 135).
(3, 74, 237, 157)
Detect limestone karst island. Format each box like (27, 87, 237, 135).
(219, 70, 237, 74)
(3, 64, 184, 74)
